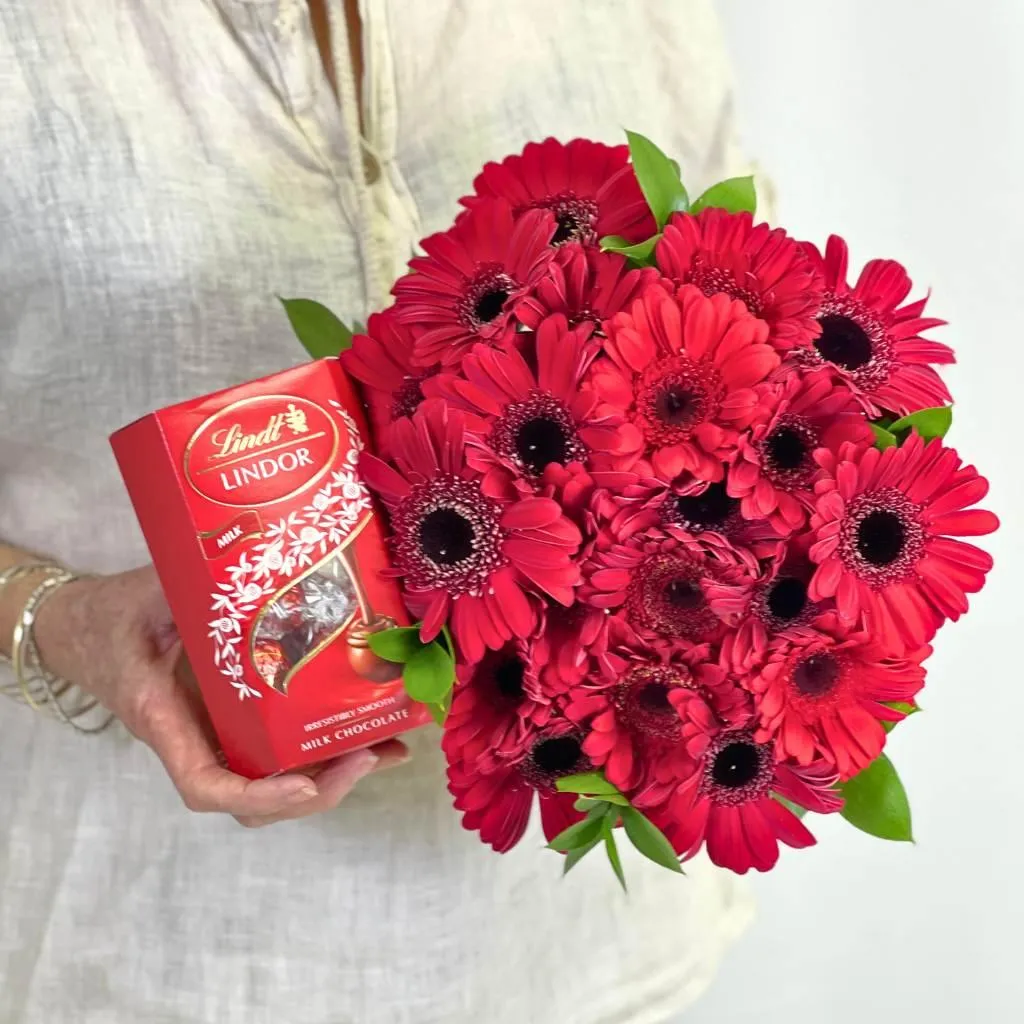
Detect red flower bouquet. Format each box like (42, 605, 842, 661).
(283, 132, 998, 880)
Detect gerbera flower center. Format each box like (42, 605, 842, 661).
(765, 576, 808, 622)
(689, 255, 764, 316)
(489, 392, 586, 477)
(857, 510, 906, 566)
(520, 732, 589, 789)
(840, 488, 924, 586)
(810, 296, 893, 392)
(793, 652, 841, 697)
(392, 476, 506, 595)
(460, 265, 517, 331)
(493, 656, 526, 701)
(758, 415, 820, 489)
(815, 314, 872, 370)
(533, 192, 600, 246)
(390, 374, 429, 420)
(702, 731, 773, 805)
(667, 479, 740, 534)
(637, 357, 722, 446)
(418, 508, 475, 565)
(626, 553, 718, 642)
(614, 665, 687, 741)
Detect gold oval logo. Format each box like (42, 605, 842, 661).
(184, 395, 339, 508)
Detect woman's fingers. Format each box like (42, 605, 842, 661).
(234, 740, 410, 828)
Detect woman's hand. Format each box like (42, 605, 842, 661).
(33, 565, 407, 826)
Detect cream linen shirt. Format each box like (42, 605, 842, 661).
(0, 2, 756, 1021)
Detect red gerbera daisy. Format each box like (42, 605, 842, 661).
(746, 614, 927, 780)
(592, 283, 780, 481)
(581, 524, 755, 647)
(427, 314, 629, 491)
(728, 370, 874, 535)
(463, 137, 656, 246)
(446, 719, 591, 852)
(708, 537, 824, 673)
(799, 235, 953, 415)
(565, 644, 749, 793)
(515, 243, 660, 332)
(655, 209, 824, 351)
(639, 730, 842, 874)
(392, 199, 555, 368)
(339, 310, 436, 455)
(531, 601, 615, 696)
(808, 433, 998, 653)
(443, 637, 555, 774)
(359, 401, 582, 662)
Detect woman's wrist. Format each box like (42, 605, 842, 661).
(0, 545, 63, 658)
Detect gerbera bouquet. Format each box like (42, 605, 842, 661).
(282, 132, 997, 881)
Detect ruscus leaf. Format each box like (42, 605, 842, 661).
(775, 795, 809, 819)
(401, 641, 455, 704)
(621, 806, 683, 873)
(870, 423, 898, 451)
(625, 130, 688, 227)
(279, 297, 354, 357)
(599, 233, 661, 264)
(838, 754, 913, 842)
(882, 701, 920, 734)
(603, 821, 628, 892)
(367, 626, 423, 663)
(548, 813, 607, 853)
(887, 405, 953, 441)
(690, 176, 757, 215)
(556, 772, 622, 797)
(563, 836, 601, 875)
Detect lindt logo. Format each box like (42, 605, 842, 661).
(185, 395, 339, 507)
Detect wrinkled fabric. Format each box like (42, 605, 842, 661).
(0, 2, 756, 1021)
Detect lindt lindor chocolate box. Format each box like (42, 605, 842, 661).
(110, 358, 431, 778)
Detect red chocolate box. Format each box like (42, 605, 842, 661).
(110, 358, 431, 778)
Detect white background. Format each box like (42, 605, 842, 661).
(688, 3, 1024, 1021)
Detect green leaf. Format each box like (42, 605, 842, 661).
(548, 811, 608, 853)
(887, 406, 952, 441)
(367, 626, 424, 663)
(563, 836, 601, 875)
(556, 772, 622, 797)
(279, 297, 355, 358)
(438, 624, 456, 658)
(599, 233, 661, 264)
(603, 821, 628, 892)
(625, 130, 688, 227)
(775, 795, 809, 819)
(426, 701, 447, 727)
(838, 754, 913, 842)
(621, 806, 683, 873)
(401, 641, 455, 704)
(690, 176, 757, 215)
(882, 701, 919, 734)
(351, 320, 366, 336)
(870, 423, 899, 451)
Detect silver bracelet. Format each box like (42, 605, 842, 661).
(4, 565, 114, 734)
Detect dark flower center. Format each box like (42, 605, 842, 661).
(665, 578, 702, 609)
(390, 374, 427, 421)
(552, 213, 578, 245)
(856, 510, 906, 566)
(793, 652, 841, 697)
(815, 314, 873, 370)
(766, 576, 808, 622)
(418, 508, 475, 565)
(765, 425, 807, 471)
(636, 681, 672, 712)
(474, 288, 509, 324)
(655, 385, 695, 425)
(493, 657, 526, 701)
(531, 735, 584, 775)
(711, 741, 761, 788)
(614, 666, 685, 740)
(515, 417, 570, 475)
(674, 480, 738, 532)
